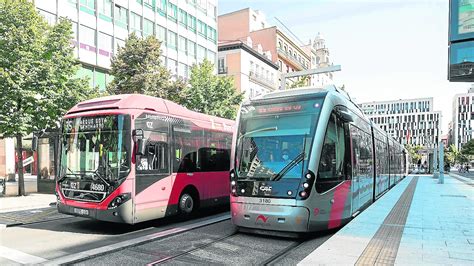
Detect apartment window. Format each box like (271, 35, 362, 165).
(197, 20, 206, 37)
(158, 0, 166, 16)
(98, 32, 112, 56)
(168, 30, 177, 49)
(168, 58, 177, 74)
(207, 50, 216, 63)
(143, 19, 154, 37)
(208, 27, 216, 42)
(156, 25, 166, 44)
(130, 12, 142, 36)
(115, 38, 125, 53)
(144, 0, 154, 8)
(188, 40, 196, 57)
(114, 5, 128, 29)
(79, 25, 96, 47)
(197, 45, 206, 61)
(178, 62, 186, 78)
(80, 0, 95, 15)
(179, 8, 187, 26)
(208, 3, 216, 18)
(168, 2, 177, 22)
(188, 14, 196, 32)
(98, 0, 112, 21)
(179, 36, 187, 53)
(218, 57, 225, 71)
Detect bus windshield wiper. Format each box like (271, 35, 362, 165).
(94, 168, 111, 187)
(271, 152, 305, 181)
(57, 167, 78, 183)
(238, 126, 278, 142)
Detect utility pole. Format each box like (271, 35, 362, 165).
(280, 65, 341, 90)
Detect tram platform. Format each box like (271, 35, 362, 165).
(300, 174, 474, 265)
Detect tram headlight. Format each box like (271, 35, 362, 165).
(305, 173, 312, 179)
(299, 191, 307, 198)
(287, 190, 293, 196)
(303, 182, 309, 188)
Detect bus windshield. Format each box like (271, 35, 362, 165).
(236, 99, 323, 181)
(59, 114, 131, 181)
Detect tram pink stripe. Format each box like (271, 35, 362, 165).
(328, 181, 351, 229)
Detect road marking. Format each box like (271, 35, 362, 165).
(0, 246, 48, 264)
(46, 214, 230, 265)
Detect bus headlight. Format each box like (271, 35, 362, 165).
(231, 180, 236, 186)
(108, 193, 131, 209)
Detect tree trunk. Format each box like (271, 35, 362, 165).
(16, 134, 26, 196)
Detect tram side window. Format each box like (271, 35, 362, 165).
(137, 131, 169, 174)
(316, 114, 348, 193)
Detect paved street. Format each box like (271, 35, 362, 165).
(0, 205, 334, 265)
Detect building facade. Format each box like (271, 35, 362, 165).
(360, 98, 441, 148)
(451, 86, 474, 150)
(34, 0, 218, 90)
(301, 33, 334, 88)
(218, 40, 279, 99)
(0, 0, 219, 193)
(219, 8, 322, 90)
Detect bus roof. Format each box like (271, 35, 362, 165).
(66, 94, 235, 125)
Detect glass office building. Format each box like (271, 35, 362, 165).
(34, 0, 218, 91)
(449, 0, 474, 82)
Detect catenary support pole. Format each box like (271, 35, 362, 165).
(439, 142, 444, 184)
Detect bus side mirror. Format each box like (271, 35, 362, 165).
(134, 129, 146, 155)
(136, 139, 147, 156)
(32, 135, 38, 151)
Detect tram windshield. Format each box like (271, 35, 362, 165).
(236, 99, 323, 181)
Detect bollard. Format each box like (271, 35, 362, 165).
(439, 142, 444, 184)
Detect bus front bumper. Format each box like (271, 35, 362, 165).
(57, 200, 134, 224)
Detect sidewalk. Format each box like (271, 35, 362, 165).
(300, 174, 474, 265)
(0, 193, 56, 213)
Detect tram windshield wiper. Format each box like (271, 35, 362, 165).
(271, 152, 305, 181)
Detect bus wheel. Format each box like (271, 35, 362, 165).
(179, 193, 194, 215)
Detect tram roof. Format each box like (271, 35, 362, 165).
(66, 94, 234, 125)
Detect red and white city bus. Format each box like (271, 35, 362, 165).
(56, 94, 234, 224)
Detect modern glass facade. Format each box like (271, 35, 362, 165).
(449, 0, 474, 82)
(34, 0, 218, 90)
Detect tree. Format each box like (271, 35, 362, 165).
(181, 60, 243, 119)
(405, 144, 422, 164)
(106, 33, 185, 101)
(0, 0, 94, 196)
(461, 139, 474, 156)
(289, 75, 310, 89)
(445, 144, 461, 165)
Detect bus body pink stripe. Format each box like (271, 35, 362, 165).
(328, 180, 351, 229)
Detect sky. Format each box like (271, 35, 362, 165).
(218, 0, 474, 134)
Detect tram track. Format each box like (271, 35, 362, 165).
(147, 230, 239, 265)
(259, 240, 306, 266)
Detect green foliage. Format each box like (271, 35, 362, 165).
(405, 144, 423, 164)
(107, 33, 185, 100)
(181, 60, 243, 119)
(0, 0, 93, 137)
(289, 75, 310, 89)
(461, 139, 474, 156)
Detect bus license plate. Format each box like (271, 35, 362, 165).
(73, 208, 89, 216)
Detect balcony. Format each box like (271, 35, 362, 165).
(249, 71, 277, 90)
(218, 66, 228, 74)
(277, 47, 308, 70)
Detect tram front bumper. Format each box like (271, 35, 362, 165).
(231, 202, 310, 233)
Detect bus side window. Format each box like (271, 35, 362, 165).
(316, 114, 347, 193)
